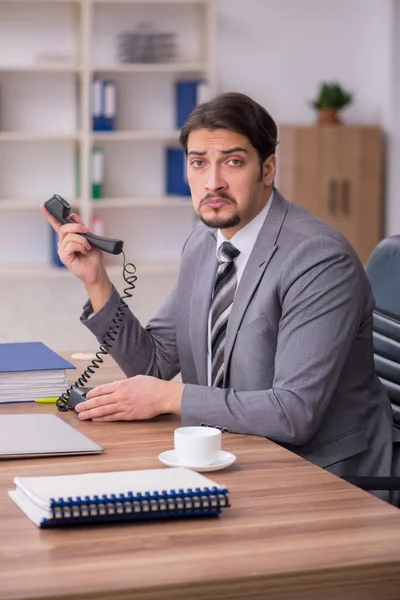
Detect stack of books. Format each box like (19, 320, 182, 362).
(0, 342, 75, 403)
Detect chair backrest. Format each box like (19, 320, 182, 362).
(365, 235, 400, 427)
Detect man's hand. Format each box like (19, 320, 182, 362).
(75, 375, 184, 421)
(40, 204, 113, 311)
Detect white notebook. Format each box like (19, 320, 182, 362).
(9, 467, 230, 527)
(0, 415, 103, 458)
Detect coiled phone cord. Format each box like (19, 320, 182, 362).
(56, 251, 137, 412)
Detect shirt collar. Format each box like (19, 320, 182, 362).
(216, 190, 274, 260)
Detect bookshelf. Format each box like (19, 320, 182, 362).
(0, 0, 216, 271)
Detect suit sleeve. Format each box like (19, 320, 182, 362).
(180, 236, 365, 445)
(80, 283, 180, 381)
(80, 227, 204, 380)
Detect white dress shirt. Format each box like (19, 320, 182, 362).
(207, 191, 274, 385)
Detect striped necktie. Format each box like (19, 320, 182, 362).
(211, 241, 240, 387)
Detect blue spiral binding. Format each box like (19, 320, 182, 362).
(45, 486, 230, 527)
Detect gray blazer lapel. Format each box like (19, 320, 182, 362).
(223, 191, 289, 385)
(189, 229, 218, 385)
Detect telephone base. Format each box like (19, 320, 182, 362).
(68, 386, 93, 411)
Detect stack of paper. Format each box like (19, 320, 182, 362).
(0, 342, 75, 403)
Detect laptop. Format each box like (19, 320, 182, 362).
(0, 414, 103, 458)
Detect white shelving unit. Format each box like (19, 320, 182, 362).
(0, 0, 216, 271)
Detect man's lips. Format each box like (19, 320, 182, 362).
(203, 198, 232, 208)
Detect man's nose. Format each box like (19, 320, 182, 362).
(206, 167, 227, 192)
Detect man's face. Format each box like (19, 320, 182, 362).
(186, 128, 276, 238)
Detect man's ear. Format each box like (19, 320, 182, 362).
(263, 155, 276, 186)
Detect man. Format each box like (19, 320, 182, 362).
(42, 92, 394, 493)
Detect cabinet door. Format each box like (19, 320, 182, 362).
(335, 126, 363, 254)
(320, 126, 382, 263)
(278, 126, 319, 215)
(278, 126, 382, 264)
(319, 126, 351, 236)
(357, 127, 383, 263)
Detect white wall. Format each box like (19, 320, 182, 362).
(216, 0, 398, 234)
(386, 0, 400, 236)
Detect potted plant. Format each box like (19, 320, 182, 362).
(311, 82, 353, 125)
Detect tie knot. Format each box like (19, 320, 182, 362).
(220, 241, 240, 263)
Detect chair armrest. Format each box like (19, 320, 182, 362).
(344, 476, 400, 490)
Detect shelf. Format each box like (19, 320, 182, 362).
(0, 132, 82, 142)
(0, 65, 81, 73)
(0, 199, 80, 211)
(0, 0, 215, 272)
(107, 261, 180, 275)
(92, 130, 180, 142)
(5, 1, 80, 3)
(91, 196, 192, 208)
(0, 261, 180, 279)
(92, 0, 208, 4)
(92, 62, 208, 74)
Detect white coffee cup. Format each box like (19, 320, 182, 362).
(174, 426, 222, 466)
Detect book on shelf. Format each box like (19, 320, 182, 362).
(8, 467, 230, 528)
(92, 80, 117, 132)
(91, 147, 104, 199)
(50, 227, 66, 268)
(175, 80, 210, 128)
(165, 147, 191, 197)
(0, 342, 75, 403)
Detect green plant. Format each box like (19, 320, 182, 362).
(312, 82, 353, 110)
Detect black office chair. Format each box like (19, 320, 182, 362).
(345, 236, 400, 504)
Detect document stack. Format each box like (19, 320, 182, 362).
(0, 342, 75, 403)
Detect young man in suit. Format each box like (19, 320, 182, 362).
(42, 92, 395, 495)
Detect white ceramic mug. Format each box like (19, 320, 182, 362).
(174, 426, 222, 466)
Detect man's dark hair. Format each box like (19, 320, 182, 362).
(179, 92, 278, 164)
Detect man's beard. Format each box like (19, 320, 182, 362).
(198, 212, 241, 229)
(197, 192, 241, 230)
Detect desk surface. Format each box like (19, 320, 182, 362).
(1, 353, 400, 600)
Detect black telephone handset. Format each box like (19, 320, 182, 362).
(44, 194, 137, 413)
(45, 194, 124, 255)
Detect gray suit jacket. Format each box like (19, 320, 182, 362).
(82, 190, 395, 490)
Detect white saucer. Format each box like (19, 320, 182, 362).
(158, 449, 236, 472)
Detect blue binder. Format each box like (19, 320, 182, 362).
(165, 148, 191, 196)
(175, 80, 205, 128)
(50, 227, 65, 268)
(0, 342, 75, 373)
(92, 80, 116, 132)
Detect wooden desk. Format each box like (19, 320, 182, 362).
(1, 353, 400, 600)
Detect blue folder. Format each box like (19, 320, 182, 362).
(50, 227, 66, 268)
(175, 80, 204, 128)
(165, 148, 191, 196)
(0, 342, 75, 373)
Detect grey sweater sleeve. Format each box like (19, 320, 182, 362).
(80, 284, 180, 381)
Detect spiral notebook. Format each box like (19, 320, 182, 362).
(8, 467, 230, 528)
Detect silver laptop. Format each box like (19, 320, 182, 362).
(0, 414, 103, 458)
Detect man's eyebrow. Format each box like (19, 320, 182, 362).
(187, 146, 248, 156)
(187, 150, 207, 156)
(220, 146, 248, 155)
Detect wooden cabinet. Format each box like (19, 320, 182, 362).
(278, 125, 383, 264)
